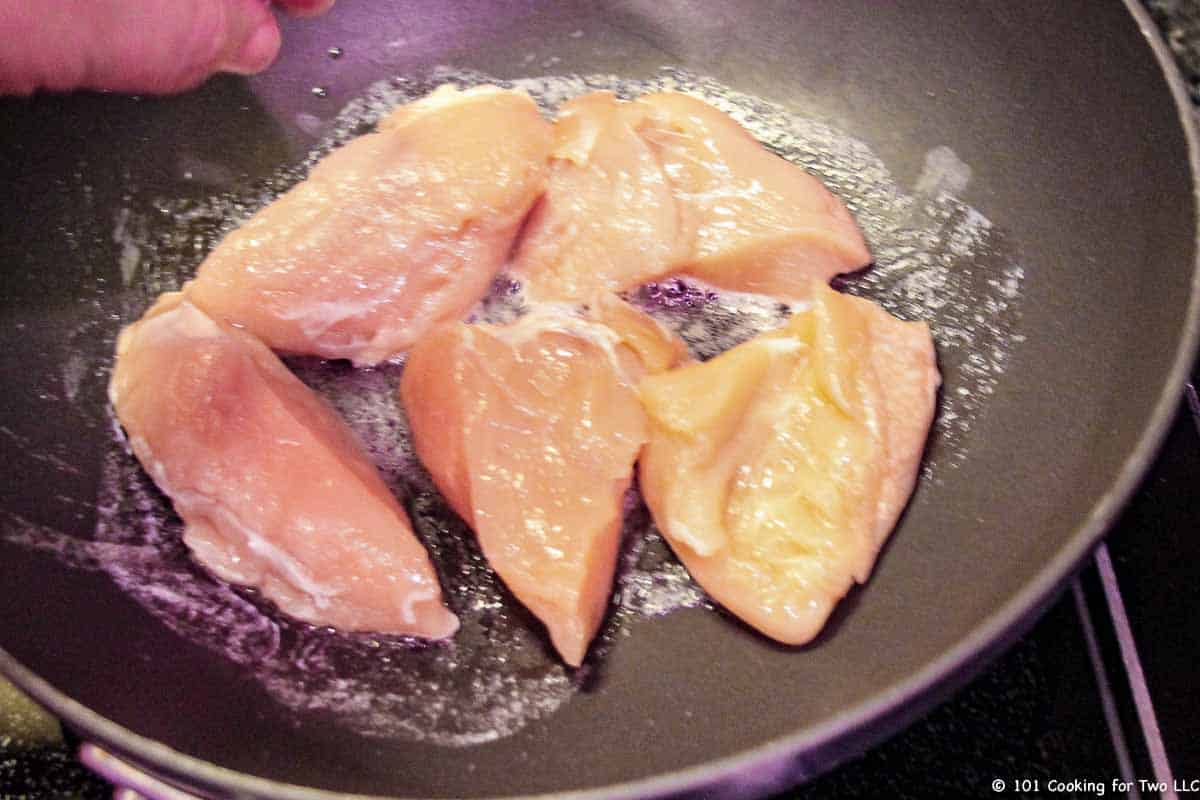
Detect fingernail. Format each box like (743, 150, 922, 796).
(221, 17, 281, 76)
(281, 0, 336, 18)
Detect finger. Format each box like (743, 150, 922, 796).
(274, 0, 336, 18)
(1, 0, 283, 95)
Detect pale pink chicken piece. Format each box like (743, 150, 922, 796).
(510, 91, 871, 303)
(182, 85, 553, 365)
(401, 302, 685, 665)
(638, 92, 873, 300)
(638, 282, 937, 645)
(109, 293, 458, 638)
(511, 92, 687, 302)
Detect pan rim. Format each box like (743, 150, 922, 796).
(3, 0, 1198, 797)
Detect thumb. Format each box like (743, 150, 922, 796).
(1, 0, 283, 95)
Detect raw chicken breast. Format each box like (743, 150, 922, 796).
(401, 300, 683, 665)
(638, 92, 872, 300)
(511, 90, 870, 303)
(638, 282, 938, 645)
(183, 84, 553, 365)
(511, 92, 686, 301)
(109, 293, 458, 638)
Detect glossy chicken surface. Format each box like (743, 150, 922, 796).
(511, 92, 686, 301)
(401, 301, 684, 665)
(183, 85, 553, 365)
(512, 90, 870, 302)
(638, 283, 939, 644)
(639, 92, 872, 299)
(109, 293, 458, 638)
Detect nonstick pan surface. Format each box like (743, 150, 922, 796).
(1, 1, 1198, 798)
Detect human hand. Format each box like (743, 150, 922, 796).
(0, 0, 335, 96)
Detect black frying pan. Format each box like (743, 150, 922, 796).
(1, 1, 1197, 798)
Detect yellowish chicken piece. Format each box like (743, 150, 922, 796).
(638, 283, 939, 644)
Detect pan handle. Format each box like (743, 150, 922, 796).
(79, 742, 205, 800)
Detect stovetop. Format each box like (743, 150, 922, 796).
(3, 3, 1199, 799)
